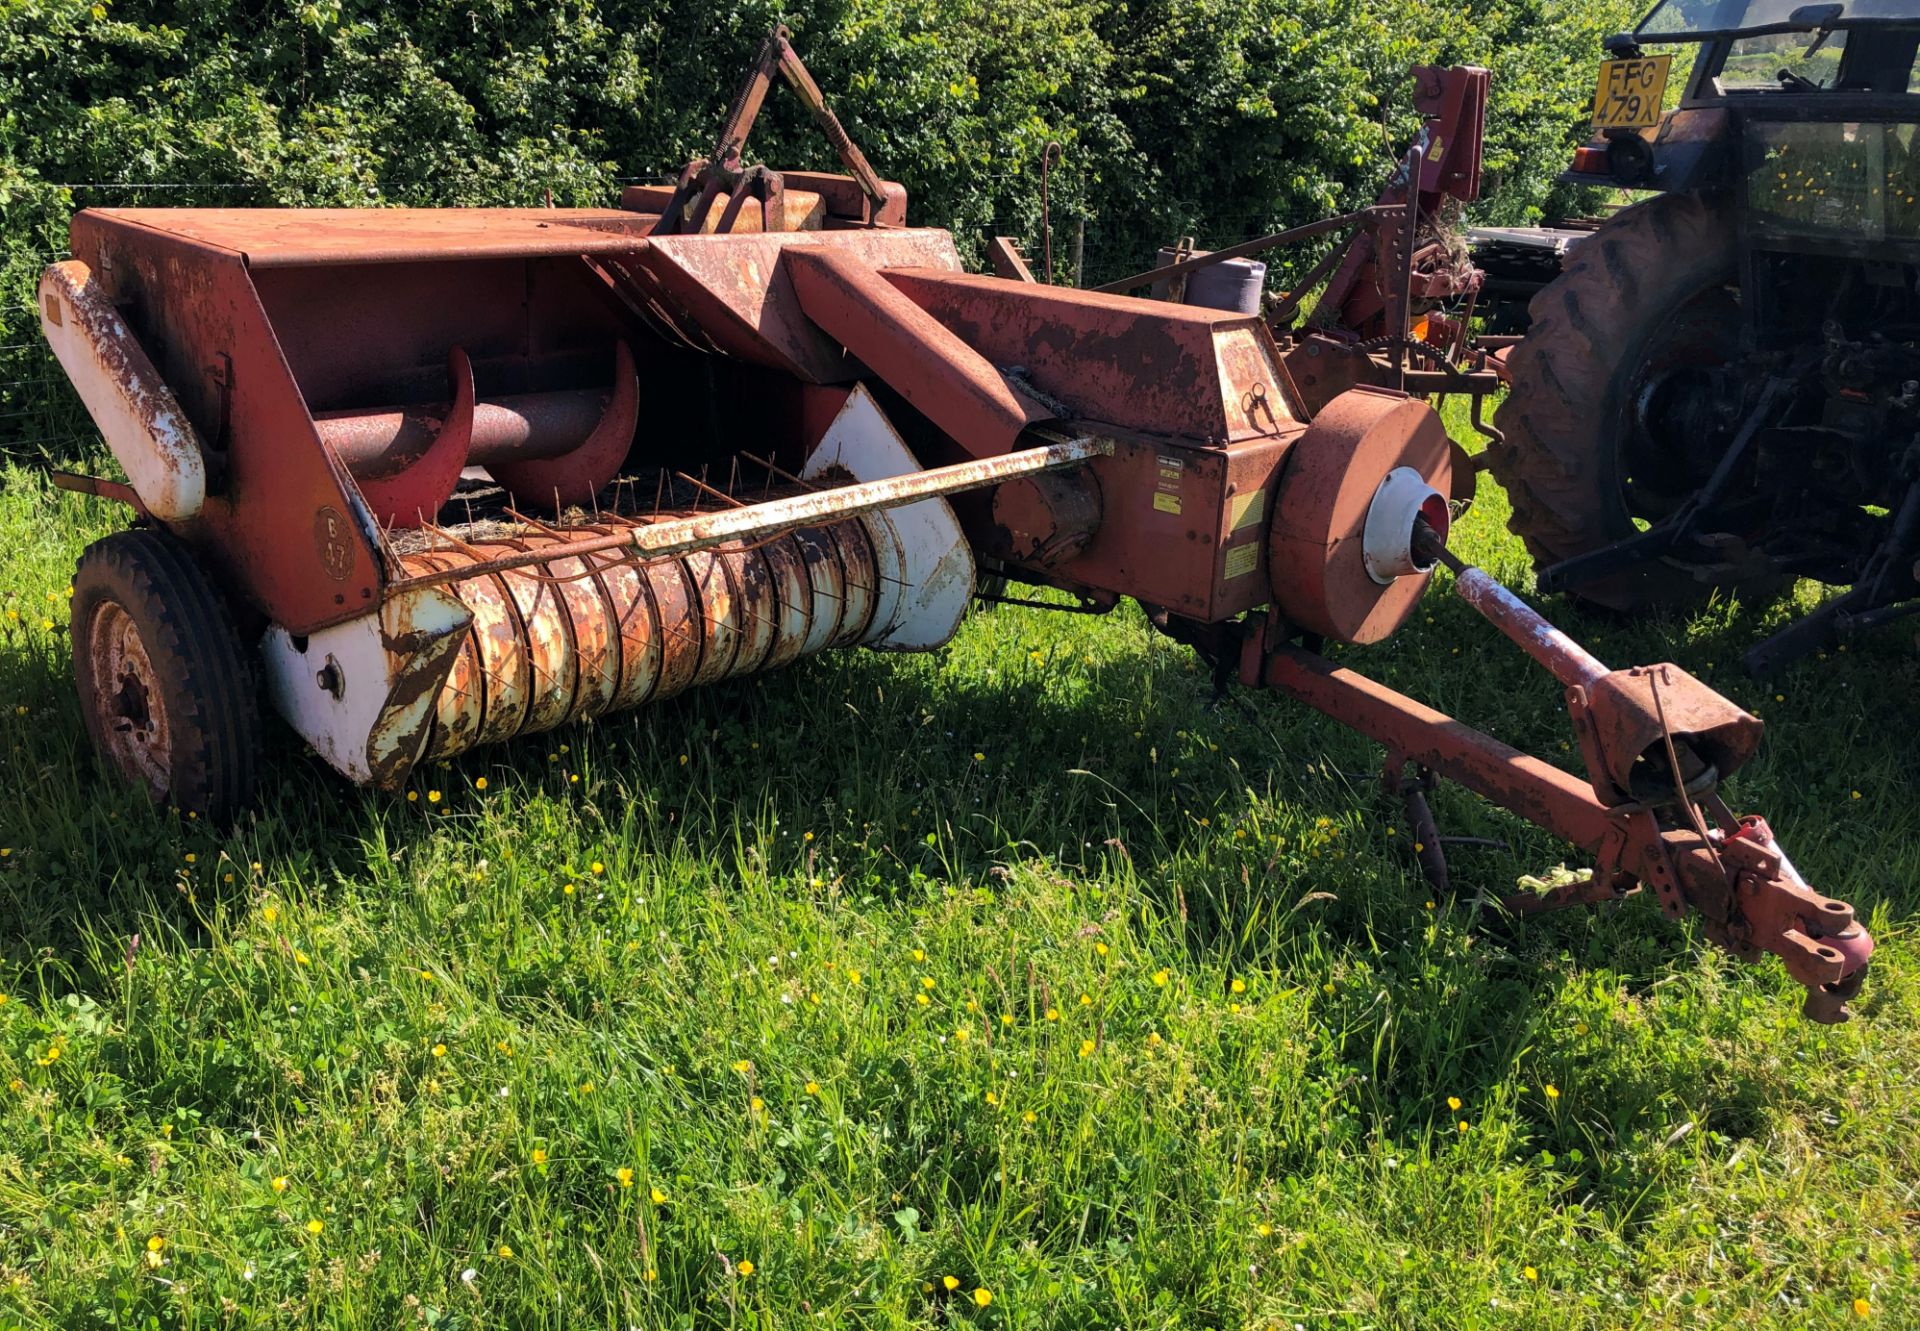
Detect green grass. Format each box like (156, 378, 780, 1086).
(0, 424, 1914, 1330)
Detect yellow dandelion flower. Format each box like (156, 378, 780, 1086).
(1152, 969, 1170, 987)
(591, 861, 605, 875)
(474, 777, 489, 791)
(916, 993, 931, 1006)
(804, 831, 814, 842)
(737, 1259, 755, 1277)
(1094, 941, 1109, 956)
(431, 1043, 447, 1058)
(427, 790, 442, 804)
(1000, 1012, 1013, 1025)
(293, 950, 311, 967)
(271, 1175, 290, 1193)
(1230, 978, 1246, 994)
(846, 968, 862, 985)
(972, 752, 984, 762)
(497, 1243, 513, 1258)
(733, 1059, 753, 1074)
(496, 1040, 512, 1054)
(1855, 1297, 1873, 1318)
(1544, 1084, 1560, 1100)
(954, 1027, 970, 1042)
(616, 1167, 635, 1188)
(650, 1186, 667, 1204)
(531, 1149, 548, 1165)
(1446, 1096, 1461, 1112)
(418, 969, 434, 981)
(563, 882, 576, 895)
(1257, 1222, 1273, 1237)
(1078, 993, 1091, 1006)
(974, 1288, 993, 1308)
(1078, 1039, 1096, 1057)
(579, 1080, 594, 1094)
(1022, 1110, 1037, 1124)
(147, 1235, 166, 1252)
(305, 1219, 324, 1235)
(750, 1096, 764, 1112)
(1524, 1266, 1538, 1282)
(644, 1268, 657, 1282)
(805, 1081, 821, 1096)
(407, 790, 419, 802)
(986, 1091, 999, 1105)
(184, 853, 196, 864)
(262, 904, 278, 923)
(1457, 1120, 1469, 1132)
(921, 976, 936, 990)
(1228, 1002, 1241, 1013)
(1045, 1007, 1059, 1021)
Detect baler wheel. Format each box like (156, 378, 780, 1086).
(1489, 192, 1782, 613)
(71, 529, 259, 823)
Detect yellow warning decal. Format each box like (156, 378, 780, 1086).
(1223, 543, 1259, 580)
(1153, 452, 1184, 515)
(1228, 490, 1264, 532)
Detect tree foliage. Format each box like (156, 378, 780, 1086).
(0, 0, 1635, 451)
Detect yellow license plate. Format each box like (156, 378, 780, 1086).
(1591, 55, 1671, 130)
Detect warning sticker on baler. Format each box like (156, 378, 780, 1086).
(1223, 544, 1259, 580)
(1153, 454, 1183, 515)
(1228, 490, 1264, 532)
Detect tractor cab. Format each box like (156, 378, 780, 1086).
(1568, 0, 1920, 194)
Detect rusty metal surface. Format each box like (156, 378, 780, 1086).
(785, 247, 1053, 457)
(353, 348, 474, 529)
(986, 238, 1037, 283)
(318, 387, 610, 478)
(364, 586, 471, 787)
(489, 342, 641, 512)
(985, 469, 1102, 567)
(78, 207, 656, 267)
(392, 510, 888, 756)
(1451, 565, 1609, 685)
(882, 269, 1302, 444)
(628, 228, 964, 383)
(1266, 387, 1451, 644)
(1575, 664, 1764, 807)
(389, 434, 1107, 595)
(69, 212, 385, 632)
(39, 260, 209, 523)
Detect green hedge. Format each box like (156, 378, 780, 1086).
(0, 0, 1634, 460)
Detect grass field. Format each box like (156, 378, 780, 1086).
(0, 421, 1914, 1330)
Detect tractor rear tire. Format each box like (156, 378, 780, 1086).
(1489, 192, 1783, 613)
(71, 529, 260, 824)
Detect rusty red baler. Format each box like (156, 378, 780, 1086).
(37, 30, 1871, 1021)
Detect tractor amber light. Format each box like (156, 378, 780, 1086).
(1571, 146, 1610, 175)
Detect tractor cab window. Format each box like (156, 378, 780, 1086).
(1642, 0, 1920, 35)
(1720, 29, 1848, 87)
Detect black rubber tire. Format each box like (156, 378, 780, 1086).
(1488, 192, 1783, 613)
(70, 528, 260, 823)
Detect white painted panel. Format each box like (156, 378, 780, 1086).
(802, 385, 975, 651)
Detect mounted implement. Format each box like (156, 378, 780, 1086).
(39, 29, 1871, 1021)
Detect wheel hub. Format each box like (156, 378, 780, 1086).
(87, 601, 171, 797)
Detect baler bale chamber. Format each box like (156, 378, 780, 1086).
(37, 28, 1873, 1023)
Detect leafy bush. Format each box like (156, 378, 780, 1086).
(0, 0, 1634, 459)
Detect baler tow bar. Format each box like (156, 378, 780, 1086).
(1240, 516, 1874, 1023)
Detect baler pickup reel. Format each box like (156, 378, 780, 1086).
(35, 26, 1870, 1024)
